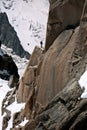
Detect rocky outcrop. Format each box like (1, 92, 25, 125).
(16, 46, 43, 103)
(37, 27, 84, 105)
(16, 0, 87, 115)
(37, 29, 75, 105)
(22, 79, 87, 130)
(37, 0, 87, 105)
(0, 12, 30, 59)
(2, 0, 87, 129)
(0, 54, 19, 87)
(45, 0, 85, 51)
(1, 78, 87, 130)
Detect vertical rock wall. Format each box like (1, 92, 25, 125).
(37, 0, 86, 105)
(45, 0, 85, 51)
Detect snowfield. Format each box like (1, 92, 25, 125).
(0, 0, 49, 54)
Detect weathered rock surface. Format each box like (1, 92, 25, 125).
(0, 12, 30, 59)
(2, 0, 87, 129)
(45, 0, 85, 51)
(22, 79, 87, 130)
(18, 0, 87, 120)
(37, 0, 87, 105)
(2, 79, 87, 130)
(16, 46, 43, 103)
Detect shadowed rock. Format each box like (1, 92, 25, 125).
(0, 54, 19, 87)
(0, 12, 30, 59)
(23, 79, 87, 130)
(45, 0, 85, 51)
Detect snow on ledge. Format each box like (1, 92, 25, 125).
(16, 118, 29, 127)
(7, 96, 25, 114)
(78, 70, 87, 98)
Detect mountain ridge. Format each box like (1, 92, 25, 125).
(0, 0, 49, 54)
(0, 12, 30, 59)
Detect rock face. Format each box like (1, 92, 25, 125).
(17, 46, 43, 103)
(17, 0, 87, 114)
(23, 80, 87, 130)
(45, 0, 85, 51)
(2, 0, 87, 129)
(37, 27, 84, 105)
(0, 12, 30, 59)
(2, 79, 87, 130)
(23, 80, 85, 130)
(37, 0, 87, 105)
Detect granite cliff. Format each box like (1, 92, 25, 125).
(2, 0, 87, 129)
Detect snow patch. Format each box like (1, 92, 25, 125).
(18, 118, 28, 127)
(7, 97, 25, 114)
(0, 79, 11, 130)
(79, 70, 87, 98)
(6, 96, 25, 130)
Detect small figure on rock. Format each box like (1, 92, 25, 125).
(40, 41, 43, 48)
(27, 43, 29, 46)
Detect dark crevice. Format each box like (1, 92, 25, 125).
(66, 22, 80, 30)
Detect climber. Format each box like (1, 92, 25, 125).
(40, 41, 43, 48)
